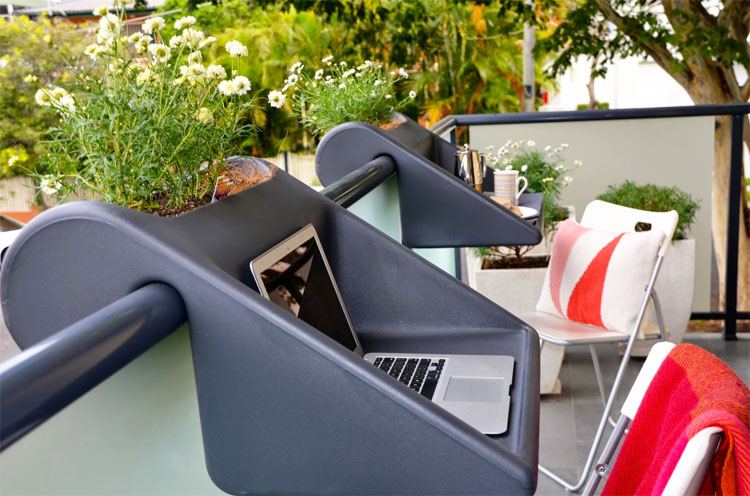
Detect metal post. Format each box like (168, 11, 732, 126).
(522, 2, 535, 113)
(724, 113, 743, 340)
(283, 151, 289, 173)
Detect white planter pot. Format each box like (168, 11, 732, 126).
(627, 238, 696, 356)
(466, 249, 547, 316)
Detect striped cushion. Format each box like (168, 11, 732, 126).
(536, 219, 665, 334)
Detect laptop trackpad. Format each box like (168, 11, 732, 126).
(443, 377, 505, 402)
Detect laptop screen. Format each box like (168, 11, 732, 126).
(257, 236, 359, 352)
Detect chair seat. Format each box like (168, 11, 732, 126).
(521, 311, 630, 346)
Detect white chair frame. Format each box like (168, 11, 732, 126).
(527, 200, 679, 492)
(582, 342, 723, 495)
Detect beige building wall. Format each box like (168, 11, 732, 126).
(469, 116, 715, 312)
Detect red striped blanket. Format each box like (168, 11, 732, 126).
(603, 343, 750, 495)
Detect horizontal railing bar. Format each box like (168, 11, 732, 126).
(320, 155, 397, 208)
(429, 116, 458, 137)
(691, 312, 750, 320)
(0, 283, 186, 451)
(449, 103, 749, 127)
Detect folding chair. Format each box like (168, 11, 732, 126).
(522, 199, 678, 491)
(583, 342, 725, 496)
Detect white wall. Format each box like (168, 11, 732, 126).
(470, 116, 715, 313)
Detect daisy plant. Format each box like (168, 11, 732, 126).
(33, 8, 259, 213)
(486, 140, 581, 227)
(272, 56, 413, 136)
(475, 140, 582, 263)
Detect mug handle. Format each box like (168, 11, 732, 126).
(516, 176, 528, 199)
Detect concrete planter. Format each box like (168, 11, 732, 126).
(628, 237, 696, 356)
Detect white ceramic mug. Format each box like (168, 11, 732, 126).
(493, 170, 528, 206)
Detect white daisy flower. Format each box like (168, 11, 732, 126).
(136, 68, 155, 85)
(528, 140, 535, 146)
(194, 107, 213, 124)
(409, 90, 416, 99)
(542, 177, 553, 183)
(50, 87, 68, 100)
(206, 64, 227, 80)
(398, 67, 408, 78)
(218, 80, 235, 96)
(555, 164, 565, 171)
(182, 28, 204, 48)
(321, 54, 333, 63)
(286, 73, 299, 85)
(342, 69, 355, 78)
(268, 90, 285, 108)
(385, 94, 392, 99)
(174, 16, 196, 30)
(8, 155, 19, 168)
(169, 35, 185, 48)
(135, 37, 150, 54)
(225, 40, 248, 57)
(127, 32, 144, 44)
(93, 5, 108, 15)
(564, 176, 573, 183)
(148, 44, 170, 63)
(23, 74, 38, 83)
(502, 158, 509, 164)
(521, 164, 528, 172)
(338, 83, 345, 89)
(84, 44, 99, 59)
(187, 51, 202, 64)
(314, 69, 324, 80)
(544, 145, 551, 151)
(58, 94, 75, 112)
(339, 61, 347, 67)
(40, 176, 62, 195)
(574, 160, 582, 166)
(231, 76, 250, 95)
(505, 165, 513, 171)
(142, 17, 165, 34)
(561, 143, 569, 148)
(198, 36, 216, 49)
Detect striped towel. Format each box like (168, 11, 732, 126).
(603, 343, 750, 495)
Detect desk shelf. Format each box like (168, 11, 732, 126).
(1, 164, 540, 494)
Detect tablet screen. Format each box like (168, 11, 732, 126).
(257, 235, 359, 352)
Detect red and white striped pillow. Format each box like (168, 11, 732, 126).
(536, 219, 665, 334)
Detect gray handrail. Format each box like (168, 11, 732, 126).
(320, 155, 397, 207)
(0, 283, 186, 451)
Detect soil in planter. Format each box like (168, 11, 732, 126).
(482, 255, 550, 270)
(150, 161, 274, 217)
(150, 193, 214, 217)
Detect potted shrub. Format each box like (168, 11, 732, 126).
(270, 56, 415, 136)
(597, 181, 700, 354)
(32, 10, 268, 216)
(466, 140, 581, 316)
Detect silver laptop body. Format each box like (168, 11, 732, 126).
(250, 224, 514, 435)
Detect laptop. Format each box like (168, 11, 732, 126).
(250, 224, 514, 435)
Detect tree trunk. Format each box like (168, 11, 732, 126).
(709, 115, 750, 312)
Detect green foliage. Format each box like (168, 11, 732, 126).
(498, 0, 749, 87)
(38, 12, 256, 212)
(159, 0, 554, 153)
(596, 181, 700, 240)
(278, 58, 411, 135)
(0, 15, 92, 177)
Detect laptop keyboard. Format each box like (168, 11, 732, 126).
(372, 357, 445, 400)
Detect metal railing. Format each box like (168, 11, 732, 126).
(432, 103, 750, 340)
